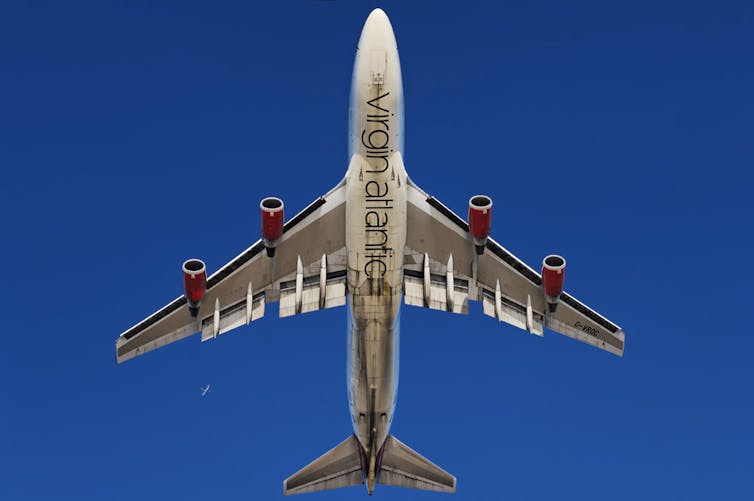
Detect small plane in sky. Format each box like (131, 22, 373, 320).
(200, 384, 211, 397)
(115, 8, 625, 496)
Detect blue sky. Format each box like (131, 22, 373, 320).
(2, 1, 753, 499)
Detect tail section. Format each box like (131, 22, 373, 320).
(284, 434, 455, 495)
(378, 435, 456, 493)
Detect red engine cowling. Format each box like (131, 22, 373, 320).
(183, 259, 207, 317)
(541, 254, 566, 312)
(260, 197, 284, 257)
(468, 195, 493, 255)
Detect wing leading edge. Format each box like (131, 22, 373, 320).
(115, 180, 348, 363)
(404, 180, 625, 356)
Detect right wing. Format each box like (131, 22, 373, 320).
(404, 181, 625, 356)
(115, 180, 348, 363)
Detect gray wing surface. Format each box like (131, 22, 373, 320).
(115, 180, 348, 363)
(378, 435, 456, 493)
(404, 181, 625, 356)
(283, 436, 364, 495)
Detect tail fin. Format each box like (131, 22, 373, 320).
(378, 435, 456, 493)
(283, 435, 365, 495)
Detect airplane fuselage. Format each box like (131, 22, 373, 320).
(345, 10, 406, 467)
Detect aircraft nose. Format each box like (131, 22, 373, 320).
(358, 8, 397, 50)
(366, 7, 388, 25)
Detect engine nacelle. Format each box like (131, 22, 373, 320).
(260, 197, 284, 257)
(182, 259, 207, 317)
(468, 195, 492, 255)
(541, 254, 566, 312)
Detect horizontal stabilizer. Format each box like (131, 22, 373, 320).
(284, 435, 364, 495)
(378, 435, 456, 493)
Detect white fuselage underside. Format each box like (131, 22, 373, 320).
(345, 11, 406, 455)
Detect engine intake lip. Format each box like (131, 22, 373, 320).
(543, 254, 566, 271)
(260, 197, 284, 213)
(469, 195, 492, 210)
(182, 259, 206, 275)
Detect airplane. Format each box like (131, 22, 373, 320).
(115, 8, 625, 496)
(201, 384, 211, 397)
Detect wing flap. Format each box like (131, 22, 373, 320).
(403, 273, 469, 314)
(402, 250, 469, 315)
(481, 288, 544, 336)
(279, 271, 348, 318)
(200, 292, 265, 341)
(324, 281, 347, 309)
(403, 275, 425, 307)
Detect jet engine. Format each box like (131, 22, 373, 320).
(541, 254, 566, 312)
(182, 258, 207, 317)
(261, 196, 285, 257)
(468, 195, 492, 255)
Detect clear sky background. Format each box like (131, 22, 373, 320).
(2, 1, 753, 499)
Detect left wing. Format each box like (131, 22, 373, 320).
(404, 181, 625, 356)
(116, 180, 348, 363)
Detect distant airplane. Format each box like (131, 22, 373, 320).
(115, 8, 625, 496)
(200, 384, 211, 397)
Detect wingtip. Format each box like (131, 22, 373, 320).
(614, 328, 626, 357)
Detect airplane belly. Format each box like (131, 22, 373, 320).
(345, 8, 405, 454)
(347, 295, 400, 449)
(345, 148, 406, 450)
